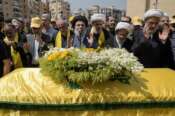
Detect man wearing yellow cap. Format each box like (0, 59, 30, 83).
(27, 17, 49, 67)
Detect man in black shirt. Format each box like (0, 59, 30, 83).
(0, 40, 11, 77)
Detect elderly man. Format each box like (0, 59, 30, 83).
(55, 18, 74, 48)
(11, 18, 29, 56)
(113, 22, 133, 52)
(41, 13, 58, 46)
(86, 13, 113, 48)
(132, 9, 174, 68)
(3, 23, 24, 69)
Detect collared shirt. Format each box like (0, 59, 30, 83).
(33, 39, 39, 64)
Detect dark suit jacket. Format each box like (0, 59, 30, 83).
(27, 33, 49, 61)
(132, 29, 174, 68)
(113, 37, 133, 52)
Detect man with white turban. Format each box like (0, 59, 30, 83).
(86, 13, 113, 48)
(159, 12, 170, 26)
(132, 9, 174, 68)
(113, 22, 133, 52)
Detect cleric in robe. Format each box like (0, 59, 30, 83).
(132, 9, 174, 68)
(113, 22, 133, 52)
(86, 13, 113, 48)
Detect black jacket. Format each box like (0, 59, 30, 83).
(113, 37, 133, 52)
(132, 30, 174, 68)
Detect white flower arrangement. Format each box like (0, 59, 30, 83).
(40, 48, 144, 84)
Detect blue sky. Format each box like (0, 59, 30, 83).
(67, 0, 126, 10)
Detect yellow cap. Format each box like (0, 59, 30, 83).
(31, 17, 42, 28)
(132, 16, 143, 26)
(69, 16, 75, 22)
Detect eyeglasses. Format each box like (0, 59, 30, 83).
(147, 21, 159, 26)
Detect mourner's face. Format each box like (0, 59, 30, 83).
(42, 19, 50, 28)
(4, 26, 15, 39)
(57, 21, 67, 33)
(108, 17, 116, 29)
(116, 29, 128, 40)
(93, 20, 104, 32)
(75, 21, 86, 33)
(145, 17, 159, 33)
(160, 16, 169, 25)
(32, 27, 41, 34)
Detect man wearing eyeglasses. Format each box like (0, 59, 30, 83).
(132, 9, 174, 68)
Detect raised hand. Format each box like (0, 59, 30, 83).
(87, 35, 94, 47)
(159, 27, 170, 44)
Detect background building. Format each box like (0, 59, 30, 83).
(27, 0, 42, 18)
(127, 0, 175, 18)
(0, 0, 3, 19)
(72, 8, 86, 16)
(150, 0, 175, 17)
(86, 5, 123, 21)
(41, 0, 50, 14)
(2, 0, 23, 20)
(0, 0, 44, 20)
(49, 0, 70, 20)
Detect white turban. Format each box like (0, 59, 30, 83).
(144, 9, 163, 21)
(115, 22, 132, 32)
(91, 13, 106, 23)
(163, 12, 169, 17)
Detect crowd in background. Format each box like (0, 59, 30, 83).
(1, 8, 175, 77)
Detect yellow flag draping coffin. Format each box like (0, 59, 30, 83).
(0, 68, 175, 115)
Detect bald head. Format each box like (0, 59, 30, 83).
(56, 19, 68, 32)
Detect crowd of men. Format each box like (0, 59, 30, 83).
(1, 8, 175, 77)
